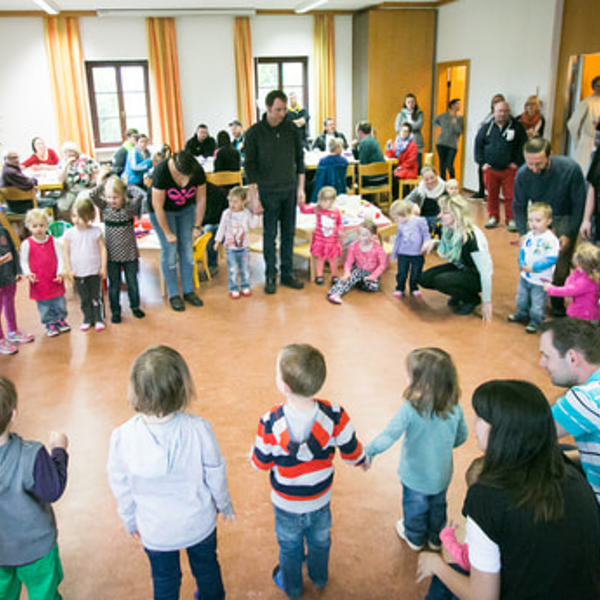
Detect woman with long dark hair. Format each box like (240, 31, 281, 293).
(418, 380, 600, 600)
(395, 93, 425, 170)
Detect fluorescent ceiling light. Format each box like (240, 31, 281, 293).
(295, 0, 328, 13)
(98, 8, 256, 17)
(32, 0, 60, 14)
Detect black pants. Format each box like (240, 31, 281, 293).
(74, 275, 104, 325)
(436, 144, 457, 180)
(419, 263, 480, 304)
(107, 260, 140, 316)
(396, 255, 424, 292)
(260, 186, 297, 279)
(477, 164, 486, 196)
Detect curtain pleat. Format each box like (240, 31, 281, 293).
(233, 17, 255, 128)
(313, 14, 336, 131)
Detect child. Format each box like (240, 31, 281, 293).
(544, 242, 600, 321)
(213, 186, 259, 299)
(0, 225, 33, 354)
(123, 134, 152, 187)
(107, 345, 234, 600)
(300, 186, 343, 285)
(63, 197, 107, 331)
(251, 344, 365, 600)
(20, 209, 70, 338)
(389, 199, 429, 298)
(508, 203, 559, 333)
(0, 376, 69, 599)
(89, 175, 145, 323)
(364, 348, 468, 551)
(445, 179, 461, 198)
(438, 456, 484, 571)
(327, 219, 387, 305)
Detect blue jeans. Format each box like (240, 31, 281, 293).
(425, 563, 468, 600)
(226, 248, 250, 292)
(149, 203, 195, 298)
(202, 224, 219, 268)
(36, 296, 67, 325)
(402, 484, 447, 547)
(274, 504, 331, 600)
(515, 277, 547, 326)
(144, 529, 224, 600)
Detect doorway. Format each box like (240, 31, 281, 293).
(433, 60, 470, 186)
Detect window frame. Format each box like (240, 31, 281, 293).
(85, 60, 152, 149)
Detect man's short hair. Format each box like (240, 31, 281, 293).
(524, 137, 551, 156)
(0, 376, 17, 435)
(126, 128, 139, 138)
(196, 124, 208, 131)
(265, 90, 287, 108)
(539, 318, 600, 363)
(278, 344, 326, 397)
(356, 121, 372, 135)
(323, 117, 334, 126)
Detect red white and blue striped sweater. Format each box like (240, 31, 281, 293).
(251, 399, 365, 513)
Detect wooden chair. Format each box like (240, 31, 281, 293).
(378, 223, 398, 256)
(397, 177, 421, 197)
(423, 152, 434, 168)
(346, 164, 356, 194)
(206, 171, 243, 187)
(0, 187, 38, 249)
(292, 242, 313, 279)
(192, 231, 213, 288)
(357, 162, 393, 211)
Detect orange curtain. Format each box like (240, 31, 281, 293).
(44, 16, 94, 157)
(233, 17, 255, 129)
(313, 14, 336, 131)
(146, 17, 185, 151)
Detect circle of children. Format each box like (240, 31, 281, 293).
(2, 334, 600, 599)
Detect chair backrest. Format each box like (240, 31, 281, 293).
(357, 161, 392, 195)
(193, 231, 213, 260)
(47, 220, 72, 238)
(423, 152, 434, 168)
(346, 164, 356, 194)
(0, 186, 38, 211)
(206, 171, 243, 187)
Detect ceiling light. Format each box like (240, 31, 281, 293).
(295, 0, 328, 14)
(32, 0, 60, 15)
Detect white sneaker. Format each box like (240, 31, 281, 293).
(507, 219, 517, 232)
(484, 216, 498, 229)
(395, 520, 423, 551)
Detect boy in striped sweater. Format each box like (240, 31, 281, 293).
(251, 344, 365, 600)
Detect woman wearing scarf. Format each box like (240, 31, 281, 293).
(404, 166, 446, 234)
(518, 95, 545, 139)
(394, 93, 425, 170)
(385, 123, 418, 199)
(419, 195, 493, 321)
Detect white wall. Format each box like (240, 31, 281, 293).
(436, 0, 561, 190)
(0, 19, 57, 160)
(334, 15, 353, 140)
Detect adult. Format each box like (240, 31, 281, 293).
(184, 124, 216, 159)
(581, 127, 600, 241)
(420, 195, 493, 321)
(404, 166, 446, 233)
(418, 379, 600, 600)
(213, 130, 241, 173)
(21, 137, 59, 169)
(286, 91, 310, 149)
(567, 75, 600, 171)
(472, 93, 505, 199)
(433, 99, 463, 180)
(385, 122, 418, 199)
(394, 93, 425, 170)
(150, 150, 206, 311)
(311, 138, 349, 202)
(123, 134, 152, 188)
(244, 89, 305, 294)
(539, 318, 600, 505)
(475, 101, 527, 231)
(311, 118, 348, 152)
(518, 95, 545, 139)
(513, 137, 586, 316)
(57, 142, 99, 218)
(110, 128, 139, 176)
(228, 119, 244, 154)
(0, 151, 37, 214)
(352, 121, 384, 164)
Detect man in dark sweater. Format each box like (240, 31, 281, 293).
(514, 137, 586, 316)
(475, 101, 527, 231)
(312, 118, 348, 152)
(245, 89, 305, 294)
(1, 151, 37, 215)
(184, 124, 216, 158)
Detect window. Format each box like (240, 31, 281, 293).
(254, 57, 308, 119)
(86, 61, 152, 148)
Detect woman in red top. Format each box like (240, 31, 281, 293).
(21, 137, 60, 169)
(386, 123, 418, 199)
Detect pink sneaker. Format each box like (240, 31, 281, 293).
(95, 322, 106, 332)
(80, 323, 91, 332)
(411, 290, 423, 297)
(241, 288, 252, 297)
(327, 294, 343, 305)
(230, 291, 240, 299)
(0, 339, 18, 355)
(393, 291, 403, 299)
(7, 330, 34, 344)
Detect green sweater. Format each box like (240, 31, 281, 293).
(356, 136, 384, 164)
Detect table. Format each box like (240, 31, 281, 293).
(24, 167, 63, 191)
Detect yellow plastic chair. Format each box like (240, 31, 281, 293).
(192, 231, 213, 288)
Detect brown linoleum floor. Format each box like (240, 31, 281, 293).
(2, 200, 566, 599)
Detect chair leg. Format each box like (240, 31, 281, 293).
(204, 260, 211, 281)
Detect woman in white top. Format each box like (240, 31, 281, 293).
(567, 75, 600, 171)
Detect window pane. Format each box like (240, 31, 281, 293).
(126, 117, 148, 135)
(99, 118, 121, 143)
(95, 93, 119, 119)
(92, 67, 117, 93)
(282, 62, 303, 86)
(123, 92, 147, 119)
(283, 86, 304, 101)
(120, 66, 145, 92)
(258, 63, 278, 89)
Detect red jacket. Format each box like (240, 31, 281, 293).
(385, 138, 418, 179)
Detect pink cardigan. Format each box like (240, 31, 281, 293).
(546, 268, 600, 321)
(440, 526, 470, 571)
(343, 240, 387, 279)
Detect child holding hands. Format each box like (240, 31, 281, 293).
(63, 197, 107, 331)
(327, 219, 387, 305)
(107, 345, 234, 600)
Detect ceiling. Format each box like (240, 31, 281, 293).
(1, 0, 435, 13)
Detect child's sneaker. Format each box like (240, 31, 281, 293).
(95, 322, 106, 332)
(395, 519, 423, 551)
(315, 276, 324, 285)
(56, 320, 71, 333)
(393, 290, 403, 298)
(0, 339, 18, 355)
(507, 312, 527, 323)
(272, 565, 285, 592)
(46, 324, 60, 337)
(525, 322, 538, 334)
(230, 290, 240, 299)
(7, 330, 34, 344)
(427, 540, 442, 551)
(80, 323, 91, 332)
(327, 293, 342, 305)
(241, 288, 252, 297)
(411, 290, 422, 297)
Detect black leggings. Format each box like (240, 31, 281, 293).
(419, 263, 481, 304)
(436, 144, 457, 180)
